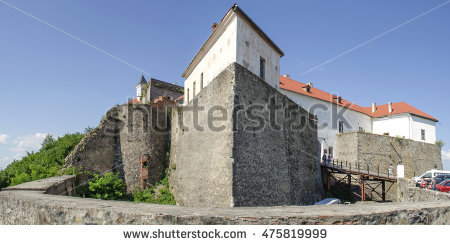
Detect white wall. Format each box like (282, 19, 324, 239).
(372, 114, 410, 138)
(136, 84, 143, 101)
(183, 13, 282, 105)
(236, 17, 281, 89)
(183, 16, 238, 105)
(281, 89, 373, 156)
(410, 115, 436, 144)
(372, 114, 436, 144)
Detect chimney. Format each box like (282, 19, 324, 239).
(283, 74, 290, 78)
(303, 83, 313, 93)
(389, 102, 393, 113)
(212, 23, 218, 32)
(372, 102, 377, 114)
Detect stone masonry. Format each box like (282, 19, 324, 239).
(65, 104, 172, 192)
(142, 78, 184, 104)
(169, 62, 324, 207)
(335, 132, 442, 179)
(1, 176, 450, 225)
(334, 132, 442, 201)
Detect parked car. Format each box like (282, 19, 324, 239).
(413, 170, 450, 186)
(433, 175, 450, 187)
(314, 198, 341, 205)
(436, 180, 450, 193)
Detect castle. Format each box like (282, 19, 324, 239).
(67, 4, 442, 207)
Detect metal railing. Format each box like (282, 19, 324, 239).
(321, 159, 395, 180)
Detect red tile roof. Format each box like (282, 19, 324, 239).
(126, 98, 140, 104)
(279, 76, 438, 122)
(361, 102, 438, 122)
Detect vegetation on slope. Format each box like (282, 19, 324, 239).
(0, 133, 84, 189)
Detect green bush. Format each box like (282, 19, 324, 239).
(133, 175, 175, 205)
(0, 132, 84, 188)
(88, 172, 127, 200)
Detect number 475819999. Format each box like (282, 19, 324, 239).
(261, 229, 327, 239)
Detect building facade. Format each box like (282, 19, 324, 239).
(181, 4, 284, 105)
(279, 75, 439, 158)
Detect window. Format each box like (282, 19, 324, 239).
(338, 120, 344, 133)
(259, 56, 265, 80)
(328, 147, 334, 157)
(193, 81, 196, 97)
(384, 133, 390, 136)
(200, 73, 204, 89)
(187, 88, 190, 102)
(421, 129, 426, 141)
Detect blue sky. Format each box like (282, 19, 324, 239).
(0, 0, 449, 171)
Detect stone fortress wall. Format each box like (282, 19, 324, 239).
(1, 175, 449, 225)
(65, 104, 172, 192)
(169, 62, 324, 207)
(335, 132, 442, 179)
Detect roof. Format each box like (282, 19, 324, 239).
(137, 75, 147, 86)
(182, 4, 284, 78)
(126, 98, 140, 104)
(280, 76, 370, 115)
(279, 76, 438, 122)
(362, 102, 438, 122)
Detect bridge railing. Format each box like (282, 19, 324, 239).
(320, 159, 395, 179)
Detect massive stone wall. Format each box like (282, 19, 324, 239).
(1, 176, 450, 225)
(335, 132, 442, 179)
(169, 62, 324, 207)
(65, 104, 171, 191)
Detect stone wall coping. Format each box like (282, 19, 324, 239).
(1, 189, 450, 219)
(337, 131, 439, 147)
(1, 175, 76, 192)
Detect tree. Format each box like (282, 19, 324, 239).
(84, 126, 94, 134)
(40, 134, 56, 151)
(436, 140, 445, 148)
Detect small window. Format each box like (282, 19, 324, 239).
(421, 129, 426, 141)
(200, 73, 204, 89)
(384, 132, 390, 136)
(187, 88, 190, 102)
(193, 81, 196, 96)
(259, 56, 265, 80)
(338, 120, 344, 133)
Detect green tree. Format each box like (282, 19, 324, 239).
(0, 132, 85, 188)
(40, 134, 56, 151)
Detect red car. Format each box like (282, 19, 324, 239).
(436, 180, 450, 193)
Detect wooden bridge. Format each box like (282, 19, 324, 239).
(320, 160, 397, 202)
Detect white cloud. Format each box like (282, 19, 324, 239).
(442, 149, 450, 161)
(0, 134, 9, 144)
(10, 133, 47, 153)
(0, 156, 10, 162)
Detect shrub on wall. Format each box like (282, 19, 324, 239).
(88, 172, 127, 200)
(133, 175, 175, 205)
